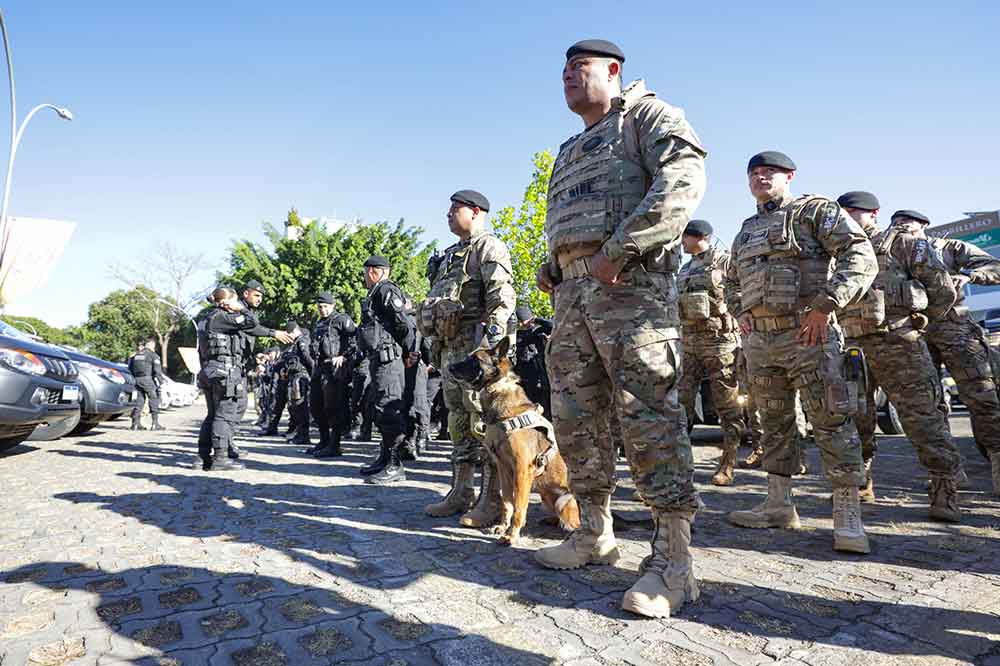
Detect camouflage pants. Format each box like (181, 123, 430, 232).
(678, 331, 744, 453)
(547, 270, 698, 513)
(844, 337, 879, 464)
(855, 332, 962, 477)
(745, 325, 864, 487)
(926, 316, 1000, 457)
(438, 333, 485, 465)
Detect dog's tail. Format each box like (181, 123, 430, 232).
(554, 491, 580, 531)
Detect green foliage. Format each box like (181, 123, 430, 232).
(0, 315, 84, 347)
(220, 217, 435, 329)
(79, 286, 173, 363)
(492, 150, 554, 317)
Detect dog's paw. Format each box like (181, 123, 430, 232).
(489, 524, 508, 535)
(498, 532, 521, 547)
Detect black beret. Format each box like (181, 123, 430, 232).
(315, 291, 335, 305)
(364, 254, 391, 268)
(243, 279, 265, 294)
(450, 189, 490, 212)
(837, 191, 880, 211)
(891, 209, 931, 225)
(683, 219, 713, 237)
(566, 39, 625, 63)
(515, 305, 534, 322)
(747, 151, 797, 172)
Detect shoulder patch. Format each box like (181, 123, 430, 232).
(235, 315, 245, 323)
(913, 238, 929, 264)
(391, 296, 404, 310)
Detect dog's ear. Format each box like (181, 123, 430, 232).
(494, 335, 510, 359)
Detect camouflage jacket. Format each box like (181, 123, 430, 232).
(931, 237, 1000, 308)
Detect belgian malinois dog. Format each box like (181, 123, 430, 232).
(449, 337, 579, 545)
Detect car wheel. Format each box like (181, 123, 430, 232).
(27, 411, 82, 441)
(70, 420, 101, 436)
(877, 402, 904, 435)
(0, 431, 33, 453)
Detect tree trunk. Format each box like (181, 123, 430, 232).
(158, 332, 170, 372)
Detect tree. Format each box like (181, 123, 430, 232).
(220, 211, 435, 330)
(79, 287, 171, 363)
(492, 150, 554, 317)
(108, 241, 212, 371)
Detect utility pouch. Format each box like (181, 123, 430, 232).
(764, 262, 800, 313)
(901, 280, 929, 312)
(678, 292, 712, 321)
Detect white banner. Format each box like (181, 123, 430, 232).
(0, 216, 76, 306)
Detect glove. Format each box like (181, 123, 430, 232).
(910, 313, 929, 332)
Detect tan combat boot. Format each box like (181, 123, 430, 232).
(743, 445, 764, 468)
(711, 447, 737, 486)
(622, 511, 698, 618)
(858, 458, 876, 504)
(425, 462, 475, 517)
(928, 475, 961, 523)
(534, 494, 620, 570)
(832, 486, 871, 554)
(459, 458, 501, 528)
(728, 474, 801, 529)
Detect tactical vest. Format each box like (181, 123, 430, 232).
(313, 317, 334, 362)
(418, 235, 490, 340)
(546, 84, 652, 257)
(733, 195, 835, 315)
(129, 352, 152, 377)
(199, 308, 239, 364)
(359, 282, 402, 362)
(677, 247, 733, 333)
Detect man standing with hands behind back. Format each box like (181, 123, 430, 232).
(535, 39, 707, 619)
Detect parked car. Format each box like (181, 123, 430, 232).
(159, 377, 199, 408)
(0, 321, 81, 452)
(56, 348, 138, 435)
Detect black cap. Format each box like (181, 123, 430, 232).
(515, 305, 534, 322)
(284, 321, 299, 333)
(566, 39, 625, 63)
(243, 279, 265, 295)
(683, 219, 713, 237)
(364, 255, 391, 268)
(450, 189, 490, 212)
(891, 209, 931, 225)
(315, 291, 335, 305)
(837, 191, 880, 211)
(747, 151, 797, 172)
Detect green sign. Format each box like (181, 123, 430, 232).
(955, 228, 1000, 249)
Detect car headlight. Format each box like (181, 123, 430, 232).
(78, 361, 127, 385)
(0, 348, 47, 376)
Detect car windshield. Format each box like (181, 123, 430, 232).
(0, 320, 33, 341)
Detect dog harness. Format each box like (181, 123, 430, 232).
(496, 405, 559, 477)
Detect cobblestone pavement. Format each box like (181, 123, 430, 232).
(1, 403, 998, 666)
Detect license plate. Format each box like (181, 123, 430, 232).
(61, 385, 80, 402)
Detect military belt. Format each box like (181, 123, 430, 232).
(751, 313, 801, 332)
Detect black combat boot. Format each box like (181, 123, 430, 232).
(399, 434, 418, 462)
(228, 444, 248, 460)
(315, 433, 343, 459)
(210, 446, 245, 471)
(150, 414, 165, 431)
(415, 426, 428, 457)
(307, 428, 329, 455)
(360, 438, 390, 476)
(359, 422, 373, 442)
(130, 415, 146, 431)
(365, 435, 406, 485)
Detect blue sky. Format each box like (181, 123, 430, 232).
(4, 1, 998, 327)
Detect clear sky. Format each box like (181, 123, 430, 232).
(4, 0, 998, 327)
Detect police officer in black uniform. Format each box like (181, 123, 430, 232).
(235, 280, 291, 429)
(357, 255, 419, 485)
(277, 322, 314, 446)
(309, 292, 358, 458)
(400, 300, 432, 461)
(197, 288, 279, 470)
(128, 339, 166, 431)
(513, 305, 553, 419)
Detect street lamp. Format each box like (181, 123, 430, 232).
(0, 10, 73, 257)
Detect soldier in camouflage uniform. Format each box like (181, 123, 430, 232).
(724, 151, 877, 554)
(534, 40, 705, 619)
(419, 189, 517, 526)
(676, 219, 744, 486)
(837, 195, 964, 520)
(903, 212, 1000, 495)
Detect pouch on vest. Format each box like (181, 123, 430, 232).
(764, 263, 800, 313)
(679, 292, 712, 321)
(901, 280, 929, 312)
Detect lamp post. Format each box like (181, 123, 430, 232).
(0, 10, 73, 253)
